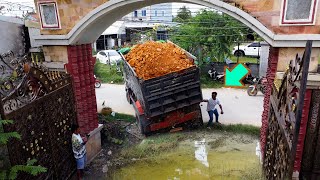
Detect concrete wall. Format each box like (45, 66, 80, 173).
(260, 42, 270, 77)
(0, 16, 26, 56)
(150, 3, 173, 22)
(277, 47, 320, 73)
(201, 62, 260, 77)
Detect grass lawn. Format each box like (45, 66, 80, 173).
(230, 55, 259, 64)
(104, 113, 135, 123)
(94, 61, 124, 84)
(200, 75, 224, 88)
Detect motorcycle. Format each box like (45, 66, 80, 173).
(208, 63, 225, 82)
(242, 73, 256, 85)
(94, 75, 101, 88)
(242, 63, 255, 85)
(247, 77, 267, 96)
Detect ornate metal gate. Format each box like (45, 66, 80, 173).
(263, 41, 312, 179)
(0, 53, 77, 179)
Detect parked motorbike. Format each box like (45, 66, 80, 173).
(242, 63, 255, 85)
(208, 63, 225, 82)
(247, 77, 267, 96)
(94, 75, 101, 88)
(242, 73, 256, 85)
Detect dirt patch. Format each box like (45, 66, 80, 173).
(85, 120, 142, 179)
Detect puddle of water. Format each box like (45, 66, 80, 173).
(109, 137, 261, 180)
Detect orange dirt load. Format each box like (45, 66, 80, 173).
(124, 41, 195, 80)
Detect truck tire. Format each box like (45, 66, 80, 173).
(126, 91, 132, 104)
(136, 114, 150, 136)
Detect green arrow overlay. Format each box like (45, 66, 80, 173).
(225, 63, 250, 87)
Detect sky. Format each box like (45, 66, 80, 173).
(4, 1, 207, 17)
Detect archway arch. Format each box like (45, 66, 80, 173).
(68, 0, 273, 45)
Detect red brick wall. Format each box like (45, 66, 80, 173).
(294, 90, 312, 172)
(66, 44, 98, 134)
(260, 47, 279, 159)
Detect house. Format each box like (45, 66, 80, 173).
(94, 3, 176, 51)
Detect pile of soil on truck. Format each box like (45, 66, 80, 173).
(124, 41, 194, 80)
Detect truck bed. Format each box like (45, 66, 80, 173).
(124, 60, 203, 118)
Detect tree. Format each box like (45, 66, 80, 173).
(173, 6, 192, 23)
(0, 118, 47, 179)
(170, 10, 250, 65)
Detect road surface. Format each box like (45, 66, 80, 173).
(96, 84, 264, 127)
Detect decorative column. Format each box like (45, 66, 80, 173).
(260, 47, 279, 159)
(65, 44, 98, 134)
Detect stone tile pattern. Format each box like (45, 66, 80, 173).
(278, 48, 320, 73)
(238, 0, 320, 34)
(42, 46, 68, 63)
(293, 90, 312, 172)
(37, 0, 109, 35)
(260, 47, 279, 159)
(35, 0, 320, 36)
(66, 44, 98, 134)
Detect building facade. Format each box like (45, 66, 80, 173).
(123, 3, 173, 22)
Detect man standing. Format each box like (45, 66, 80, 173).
(203, 92, 224, 126)
(71, 124, 87, 180)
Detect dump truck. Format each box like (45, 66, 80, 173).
(123, 42, 203, 135)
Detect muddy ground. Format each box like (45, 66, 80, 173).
(84, 119, 261, 180)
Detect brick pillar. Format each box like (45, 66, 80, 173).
(293, 90, 312, 172)
(260, 47, 279, 159)
(66, 44, 98, 134)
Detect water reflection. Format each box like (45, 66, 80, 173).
(194, 139, 209, 167)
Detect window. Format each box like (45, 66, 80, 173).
(248, 43, 261, 47)
(155, 10, 157, 16)
(134, 11, 138, 17)
(99, 52, 106, 56)
(142, 10, 147, 17)
(162, 11, 165, 16)
(38, 1, 61, 29)
(281, 0, 318, 25)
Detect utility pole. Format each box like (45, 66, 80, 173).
(237, 42, 240, 64)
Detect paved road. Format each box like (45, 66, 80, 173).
(96, 84, 264, 127)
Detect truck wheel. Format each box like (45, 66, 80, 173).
(136, 114, 150, 136)
(126, 91, 132, 104)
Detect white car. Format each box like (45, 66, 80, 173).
(96, 50, 123, 65)
(232, 42, 261, 57)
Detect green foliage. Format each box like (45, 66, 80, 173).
(170, 10, 250, 64)
(120, 133, 184, 159)
(0, 118, 47, 179)
(6, 159, 47, 180)
(102, 113, 135, 123)
(210, 124, 260, 137)
(229, 55, 259, 64)
(173, 6, 192, 23)
(94, 61, 124, 84)
(200, 75, 224, 88)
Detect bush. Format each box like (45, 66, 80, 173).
(94, 61, 124, 84)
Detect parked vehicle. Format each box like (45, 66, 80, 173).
(232, 42, 261, 57)
(123, 44, 203, 135)
(242, 63, 255, 85)
(247, 77, 267, 96)
(208, 63, 225, 82)
(96, 50, 123, 65)
(94, 75, 101, 88)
